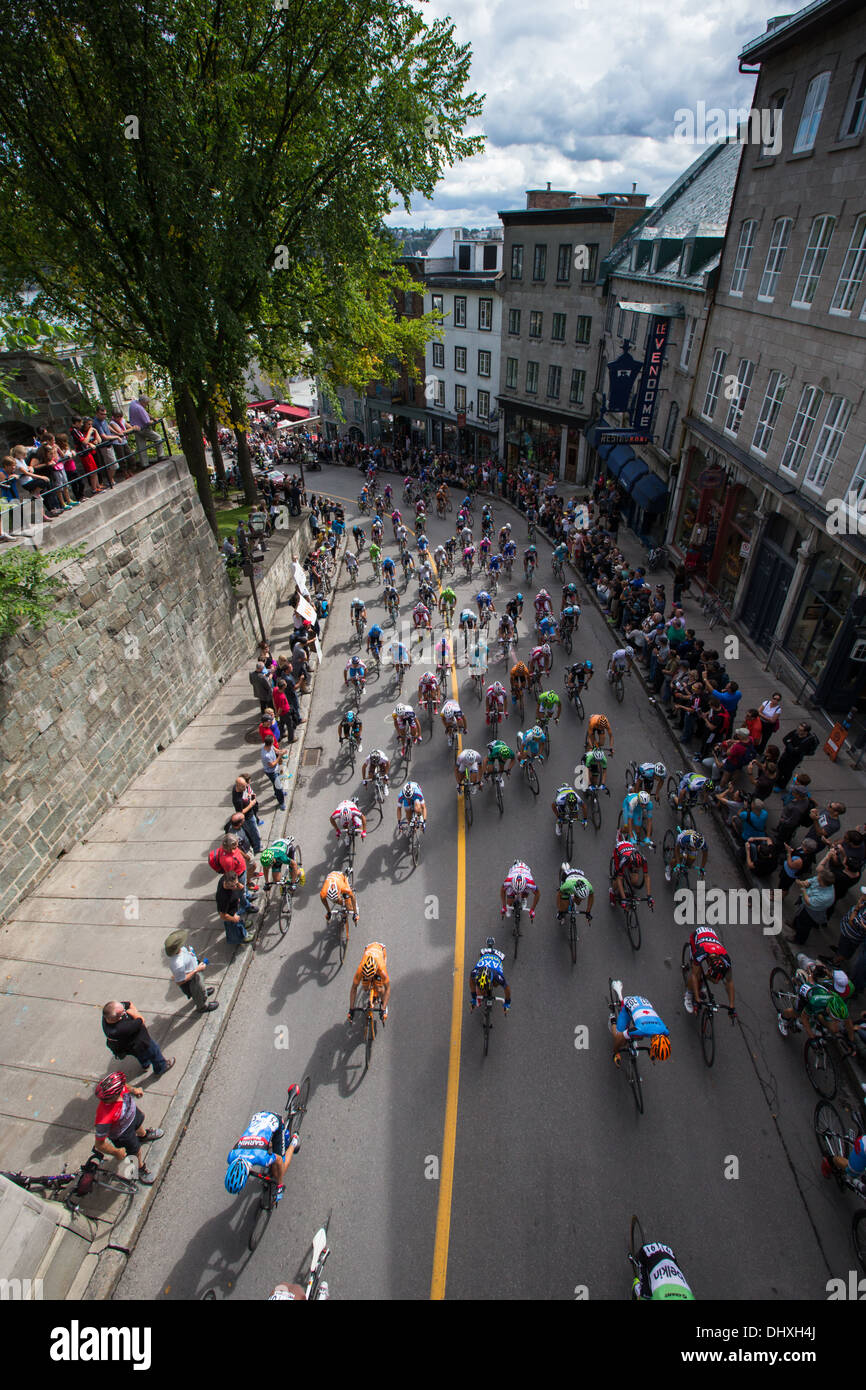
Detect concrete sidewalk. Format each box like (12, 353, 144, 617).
(0, 542, 333, 1299)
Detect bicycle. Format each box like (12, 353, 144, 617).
(511, 684, 525, 724)
(609, 979, 649, 1114)
(700, 588, 727, 630)
(385, 593, 399, 626)
(486, 761, 507, 816)
(341, 728, 361, 772)
(399, 730, 414, 767)
(662, 829, 695, 891)
(813, 1100, 866, 1272)
(665, 773, 707, 831)
(612, 668, 625, 703)
(470, 666, 485, 702)
(1, 1149, 139, 1211)
(347, 676, 364, 713)
(566, 683, 585, 720)
(559, 807, 581, 860)
(341, 824, 358, 875)
(520, 752, 540, 797)
(769, 968, 849, 1099)
(680, 943, 735, 1067)
(420, 695, 439, 736)
(274, 845, 302, 938)
(584, 782, 602, 830)
(330, 902, 350, 965)
(354, 613, 367, 647)
(404, 812, 424, 867)
(393, 660, 408, 695)
(627, 1214, 646, 1294)
(552, 555, 564, 583)
(372, 558, 382, 583)
(458, 769, 478, 828)
(248, 1078, 310, 1252)
(486, 705, 501, 739)
(523, 560, 536, 588)
(478, 987, 508, 1058)
(560, 615, 573, 655)
(368, 764, 387, 811)
(350, 993, 385, 1072)
(508, 894, 532, 960)
(536, 709, 556, 756)
(609, 878, 651, 950)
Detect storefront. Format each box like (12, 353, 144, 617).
(785, 551, 860, 686)
(368, 408, 394, 443)
(672, 446, 757, 603)
(504, 408, 562, 473)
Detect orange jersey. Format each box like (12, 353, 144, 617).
(320, 871, 353, 904)
(588, 714, 611, 733)
(353, 941, 388, 991)
(510, 663, 529, 684)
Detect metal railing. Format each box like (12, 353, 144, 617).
(1, 418, 172, 512)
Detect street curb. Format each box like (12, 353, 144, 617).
(79, 528, 343, 1300)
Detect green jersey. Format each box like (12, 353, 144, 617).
(488, 740, 514, 762)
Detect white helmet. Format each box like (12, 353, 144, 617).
(396, 703, 412, 717)
(638, 790, 651, 806)
(512, 871, 527, 895)
(654, 762, 666, 777)
(626, 646, 634, 656)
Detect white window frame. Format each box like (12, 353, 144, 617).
(804, 395, 852, 492)
(505, 357, 519, 389)
(432, 342, 444, 369)
(431, 293, 444, 323)
(729, 220, 757, 296)
(477, 390, 490, 420)
(526, 361, 539, 394)
(434, 379, 445, 408)
(780, 384, 823, 474)
(751, 370, 788, 456)
(455, 384, 467, 413)
(454, 296, 467, 328)
(478, 298, 493, 331)
(841, 59, 866, 139)
(793, 71, 830, 153)
(831, 213, 866, 314)
(848, 441, 866, 504)
(570, 369, 585, 405)
(791, 215, 835, 308)
(758, 217, 792, 301)
(478, 349, 491, 378)
(724, 358, 755, 436)
(679, 316, 697, 371)
(701, 349, 728, 421)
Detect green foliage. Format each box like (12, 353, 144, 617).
(0, 543, 86, 639)
(0, 313, 73, 414)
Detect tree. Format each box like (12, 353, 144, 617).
(0, 0, 483, 536)
(0, 543, 84, 640)
(0, 315, 72, 415)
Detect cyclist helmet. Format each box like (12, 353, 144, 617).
(541, 644, 551, 657)
(361, 953, 379, 983)
(516, 592, 524, 602)
(512, 872, 527, 895)
(345, 710, 355, 724)
(396, 703, 412, 717)
(225, 1157, 251, 1194)
(625, 646, 635, 657)
(686, 830, 705, 851)
(490, 681, 505, 695)
(94, 1071, 126, 1100)
(485, 936, 496, 949)
(402, 782, 418, 800)
(705, 953, 730, 983)
(585, 660, 593, 670)
(587, 750, 607, 766)
(572, 876, 591, 900)
(538, 588, 549, 599)
(637, 791, 651, 806)
(353, 594, 362, 606)
(326, 881, 341, 901)
(826, 993, 849, 1020)
(504, 522, 511, 533)
(650, 1034, 672, 1062)
(654, 762, 665, 776)
(833, 970, 853, 998)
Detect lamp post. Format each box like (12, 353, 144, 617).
(245, 511, 268, 644)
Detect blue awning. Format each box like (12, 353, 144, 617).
(597, 439, 616, 461)
(584, 420, 607, 449)
(630, 470, 669, 513)
(607, 445, 636, 478)
(619, 457, 650, 492)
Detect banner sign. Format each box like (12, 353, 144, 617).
(630, 316, 671, 434)
(292, 561, 310, 597)
(598, 429, 651, 445)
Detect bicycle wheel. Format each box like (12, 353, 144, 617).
(287, 1076, 311, 1137)
(814, 1100, 847, 1162)
(629, 1214, 645, 1259)
(565, 817, 574, 861)
(614, 675, 623, 703)
(680, 805, 695, 830)
(804, 1038, 837, 1099)
(666, 775, 679, 811)
(495, 776, 504, 816)
(574, 692, 584, 720)
(482, 1002, 491, 1057)
(853, 1211, 866, 1274)
(662, 829, 675, 873)
(524, 760, 539, 796)
(464, 785, 473, 828)
(769, 966, 795, 1015)
(590, 790, 601, 830)
(700, 1008, 715, 1067)
(410, 825, 420, 866)
(94, 1170, 139, 1196)
(625, 905, 641, 950)
(249, 1183, 273, 1252)
(278, 884, 293, 936)
(563, 628, 572, 656)
(374, 776, 385, 807)
(626, 1051, 644, 1114)
(568, 909, 578, 966)
(513, 899, 522, 961)
(364, 1009, 376, 1070)
(337, 910, 348, 965)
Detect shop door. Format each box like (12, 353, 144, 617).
(741, 541, 793, 648)
(564, 446, 577, 482)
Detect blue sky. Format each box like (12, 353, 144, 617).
(388, 0, 788, 226)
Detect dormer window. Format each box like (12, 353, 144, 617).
(679, 242, 693, 277)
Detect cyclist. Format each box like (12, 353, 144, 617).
(259, 837, 303, 893)
(556, 862, 594, 920)
(479, 534, 492, 564)
(621, 789, 654, 846)
(534, 587, 553, 624)
(392, 702, 421, 746)
(349, 595, 367, 635)
(675, 769, 711, 810)
(416, 532, 429, 558)
(497, 610, 515, 646)
(224, 1097, 301, 1206)
(348, 942, 390, 1021)
(500, 861, 539, 919)
(400, 549, 415, 579)
(609, 984, 671, 1066)
(552, 540, 568, 571)
(586, 711, 614, 754)
(607, 646, 635, 683)
(552, 783, 588, 835)
(412, 600, 432, 639)
(484, 737, 516, 781)
(459, 606, 478, 643)
(629, 760, 666, 800)
(337, 709, 363, 753)
(582, 747, 609, 794)
(381, 553, 396, 583)
(503, 537, 517, 573)
(505, 592, 524, 623)
(366, 622, 384, 663)
(369, 539, 382, 572)
(665, 827, 707, 883)
(345, 549, 359, 581)
(560, 603, 580, 639)
(383, 483, 392, 509)
(329, 798, 367, 843)
(536, 687, 562, 727)
(455, 746, 484, 794)
(361, 747, 391, 794)
(344, 654, 366, 691)
(497, 522, 512, 551)
(469, 937, 511, 1011)
(488, 551, 503, 582)
(537, 611, 559, 644)
(561, 580, 580, 613)
(396, 522, 408, 549)
(351, 523, 365, 553)
(389, 638, 410, 679)
(397, 779, 427, 835)
(775, 960, 854, 1041)
(439, 585, 457, 622)
(610, 835, 654, 910)
(524, 544, 538, 581)
(528, 642, 552, 682)
(476, 588, 496, 621)
(510, 660, 530, 708)
(444, 534, 458, 562)
(460, 521, 473, 547)
(516, 723, 548, 767)
(462, 542, 476, 575)
(564, 659, 593, 700)
(631, 1241, 695, 1301)
(320, 869, 358, 926)
(683, 926, 735, 1016)
(417, 670, 441, 713)
(370, 517, 383, 546)
(441, 697, 467, 739)
(485, 679, 507, 727)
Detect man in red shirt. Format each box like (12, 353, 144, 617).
(93, 1072, 164, 1184)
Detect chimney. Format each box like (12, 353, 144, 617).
(526, 187, 577, 209)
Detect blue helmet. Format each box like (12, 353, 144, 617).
(225, 1157, 251, 1194)
(516, 592, 523, 602)
(585, 660, 593, 670)
(345, 710, 355, 723)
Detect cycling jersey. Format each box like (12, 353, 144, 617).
(538, 616, 558, 638)
(567, 663, 589, 686)
(503, 541, 516, 558)
(460, 609, 476, 625)
(398, 783, 424, 808)
(471, 948, 506, 991)
(529, 647, 551, 671)
(394, 707, 416, 729)
(382, 557, 395, 574)
(504, 862, 537, 896)
(333, 801, 363, 830)
(534, 594, 552, 613)
(345, 660, 366, 679)
(486, 685, 506, 706)
(510, 663, 530, 687)
(320, 870, 353, 903)
(418, 673, 439, 694)
(613, 841, 647, 876)
(412, 604, 430, 624)
(260, 838, 297, 868)
(798, 983, 836, 1018)
(489, 555, 502, 571)
(456, 749, 482, 772)
(390, 644, 409, 664)
(226, 1112, 282, 1173)
(611, 649, 630, 666)
(441, 589, 456, 606)
(588, 714, 611, 733)
(442, 700, 463, 724)
(369, 543, 381, 560)
(555, 786, 581, 814)
(476, 591, 493, 609)
(487, 739, 514, 763)
(518, 727, 546, 757)
(349, 599, 366, 613)
(678, 773, 707, 794)
(368, 625, 383, 642)
(537, 690, 560, 713)
(617, 996, 669, 1040)
(676, 830, 700, 857)
(622, 793, 646, 826)
(637, 762, 656, 782)
(353, 942, 389, 994)
(635, 1244, 694, 1301)
(689, 927, 729, 967)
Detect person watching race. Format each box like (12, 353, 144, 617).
(665, 827, 708, 883)
(552, 783, 588, 835)
(396, 780, 427, 834)
(348, 942, 390, 1021)
(683, 925, 735, 1016)
(609, 984, 671, 1066)
(361, 748, 391, 794)
(469, 937, 511, 1011)
(501, 861, 540, 919)
(556, 862, 594, 920)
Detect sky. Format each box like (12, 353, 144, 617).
(387, 0, 790, 228)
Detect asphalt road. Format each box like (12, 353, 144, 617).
(116, 464, 856, 1303)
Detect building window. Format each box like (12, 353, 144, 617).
(793, 71, 831, 153)
(724, 359, 755, 436)
(477, 390, 490, 419)
(454, 345, 466, 372)
(552, 312, 566, 342)
(605, 296, 616, 332)
(511, 244, 523, 280)
(701, 349, 728, 420)
(804, 395, 852, 491)
(455, 384, 467, 413)
(458, 244, 471, 270)
(482, 244, 498, 271)
(831, 214, 866, 314)
(353, 399, 363, 423)
(792, 215, 835, 307)
(758, 217, 792, 300)
(751, 370, 788, 455)
(529, 310, 543, 339)
(526, 361, 539, 394)
(663, 401, 679, 453)
(581, 243, 598, 282)
(781, 384, 823, 474)
(575, 314, 591, 345)
(617, 305, 626, 338)
(841, 59, 866, 139)
(478, 298, 492, 331)
(729, 220, 757, 295)
(680, 316, 697, 370)
(431, 293, 443, 323)
(679, 242, 692, 276)
(508, 308, 521, 335)
(570, 369, 585, 405)
(556, 244, 572, 281)
(505, 357, 519, 389)
(547, 365, 561, 399)
(434, 379, 445, 408)
(478, 350, 491, 377)
(403, 290, 415, 314)
(762, 91, 786, 156)
(454, 296, 467, 327)
(532, 244, 547, 280)
(849, 441, 866, 503)
(786, 554, 858, 680)
(432, 342, 444, 369)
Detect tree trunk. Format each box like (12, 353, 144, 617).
(175, 382, 219, 539)
(230, 390, 258, 505)
(204, 406, 226, 485)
